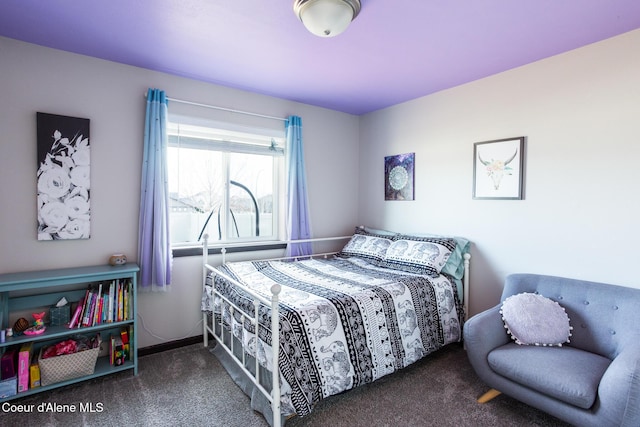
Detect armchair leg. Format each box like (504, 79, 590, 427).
(478, 389, 502, 403)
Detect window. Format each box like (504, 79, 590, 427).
(167, 118, 285, 249)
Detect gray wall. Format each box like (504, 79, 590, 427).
(0, 37, 359, 347)
(2, 29, 639, 347)
(358, 29, 640, 316)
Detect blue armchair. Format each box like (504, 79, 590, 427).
(464, 274, 640, 427)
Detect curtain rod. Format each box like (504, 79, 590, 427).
(144, 92, 287, 122)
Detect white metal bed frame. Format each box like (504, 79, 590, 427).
(202, 234, 471, 427)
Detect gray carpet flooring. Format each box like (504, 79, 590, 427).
(0, 342, 571, 426)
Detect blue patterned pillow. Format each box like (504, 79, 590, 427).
(338, 228, 392, 263)
(378, 235, 455, 277)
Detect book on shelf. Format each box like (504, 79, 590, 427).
(68, 298, 84, 328)
(117, 281, 123, 322)
(92, 282, 102, 326)
(77, 287, 91, 327)
(68, 279, 132, 328)
(102, 292, 108, 324)
(107, 280, 113, 322)
(123, 283, 128, 323)
(81, 286, 95, 327)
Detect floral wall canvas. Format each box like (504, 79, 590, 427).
(36, 112, 91, 240)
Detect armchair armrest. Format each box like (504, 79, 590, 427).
(597, 343, 640, 427)
(463, 305, 510, 382)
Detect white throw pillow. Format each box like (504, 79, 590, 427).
(339, 229, 392, 263)
(378, 235, 455, 277)
(500, 292, 572, 346)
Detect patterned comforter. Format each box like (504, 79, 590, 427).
(202, 256, 463, 418)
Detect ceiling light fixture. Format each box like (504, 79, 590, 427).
(294, 0, 361, 38)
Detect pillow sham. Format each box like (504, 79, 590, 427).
(338, 228, 392, 263)
(500, 292, 572, 346)
(378, 235, 455, 277)
(358, 225, 397, 237)
(402, 233, 469, 280)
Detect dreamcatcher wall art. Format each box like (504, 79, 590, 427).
(384, 152, 415, 201)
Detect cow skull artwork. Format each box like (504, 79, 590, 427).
(473, 137, 524, 200)
(478, 149, 518, 190)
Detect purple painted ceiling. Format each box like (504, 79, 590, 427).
(1, 1, 639, 115)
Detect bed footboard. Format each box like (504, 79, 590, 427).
(201, 234, 350, 427)
(202, 260, 282, 424)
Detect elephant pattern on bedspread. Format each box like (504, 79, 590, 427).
(202, 256, 463, 418)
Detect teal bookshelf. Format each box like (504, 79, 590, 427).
(0, 263, 139, 401)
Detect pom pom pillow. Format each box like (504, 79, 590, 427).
(500, 292, 572, 346)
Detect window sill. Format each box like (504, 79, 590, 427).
(172, 242, 287, 258)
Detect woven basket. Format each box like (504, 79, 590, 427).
(39, 346, 99, 386)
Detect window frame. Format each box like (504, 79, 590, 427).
(166, 117, 285, 256)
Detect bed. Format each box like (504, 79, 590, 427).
(201, 227, 471, 426)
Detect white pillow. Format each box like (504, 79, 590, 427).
(378, 235, 455, 277)
(339, 230, 392, 263)
(500, 292, 572, 346)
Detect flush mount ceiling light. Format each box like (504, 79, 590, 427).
(294, 0, 361, 37)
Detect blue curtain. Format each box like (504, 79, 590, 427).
(138, 88, 172, 291)
(285, 116, 312, 257)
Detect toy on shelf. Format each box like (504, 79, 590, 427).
(23, 312, 46, 336)
(13, 318, 29, 335)
(109, 254, 127, 266)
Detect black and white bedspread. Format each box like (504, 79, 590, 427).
(202, 256, 463, 418)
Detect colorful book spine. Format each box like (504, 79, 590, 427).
(123, 282, 129, 321)
(129, 280, 133, 319)
(118, 281, 124, 322)
(109, 334, 115, 365)
(68, 298, 84, 329)
(94, 294, 103, 326)
(102, 293, 108, 323)
(110, 280, 116, 322)
(78, 288, 91, 328)
(81, 289, 94, 327)
(88, 291, 97, 326)
(93, 283, 103, 326)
